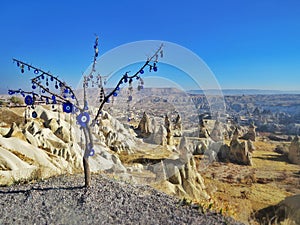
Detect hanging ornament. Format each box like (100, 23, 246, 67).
(52, 95, 57, 104)
(76, 112, 90, 128)
(41, 74, 45, 79)
(99, 87, 105, 102)
(24, 95, 34, 105)
(17, 62, 20, 67)
(8, 90, 15, 95)
(89, 148, 95, 156)
(50, 76, 54, 82)
(32, 84, 36, 89)
(140, 69, 144, 74)
(128, 95, 133, 101)
(28, 66, 30, 71)
(62, 102, 73, 113)
(160, 50, 164, 58)
(149, 65, 153, 72)
(34, 69, 39, 74)
(113, 92, 118, 97)
(32, 111, 38, 118)
(46, 97, 49, 104)
(21, 68, 25, 73)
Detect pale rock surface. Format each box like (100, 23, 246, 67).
(137, 112, 151, 137)
(98, 111, 136, 154)
(199, 119, 210, 138)
(241, 123, 256, 141)
(0, 136, 67, 185)
(173, 114, 182, 137)
(0, 107, 133, 185)
(217, 128, 252, 165)
(4, 122, 26, 141)
(153, 157, 209, 201)
(54, 126, 71, 143)
(44, 118, 60, 133)
(210, 120, 224, 142)
(164, 115, 173, 145)
(288, 136, 300, 165)
(178, 136, 194, 160)
(146, 125, 167, 146)
(229, 128, 252, 165)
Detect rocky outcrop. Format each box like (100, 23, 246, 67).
(152, 157, 209, 201)
(288, 136, 300, 165)
(199, 119, 210, 138)
(137, 112, 151, 137)
(173, 114, 182, 137)
(4, 122, 26, 141)
(0, 106, 132, 186)
(218, 128, 252, 165)
(164, 115, 173, 145)
(146, 125, 167, 146)
(210, 120, 223, 142)
(97, 111, 136, 154)
(241, 123, 256, 141)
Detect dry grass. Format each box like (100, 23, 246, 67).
(200, 138, 300, 224)
(0, 107, 25, 127)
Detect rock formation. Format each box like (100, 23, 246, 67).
(199, 119, 210, 138)
(137, 112, 151, 137)
(218, 128, 252, 165)
(210, 120, 223, 142)
(152, 157, 209, 201)
(0, 106, 132, 185)
(173, 114, 182, 137)
(164, 115, 173, 145)
(4, 122, 26, 141)
(146, 125, 167, 146)
(288, 136, 300, 165)
(241, 122, 256, 141)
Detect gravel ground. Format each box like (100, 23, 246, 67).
(0, 174, 244, 225)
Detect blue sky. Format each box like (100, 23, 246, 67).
(1, 0, 300, 93)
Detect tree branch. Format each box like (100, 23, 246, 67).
(92, 43, 163, 125)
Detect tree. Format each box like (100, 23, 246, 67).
(9, 36, 163, 187)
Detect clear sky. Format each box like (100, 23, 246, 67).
(1, 0, 300, 93)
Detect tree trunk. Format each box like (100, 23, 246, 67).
(82, 126, 92, 187)
(83, 157, 91, 187)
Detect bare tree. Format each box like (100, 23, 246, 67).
(9, 36, 163, 187)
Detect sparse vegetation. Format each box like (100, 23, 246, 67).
(9, 96, 23, 105)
